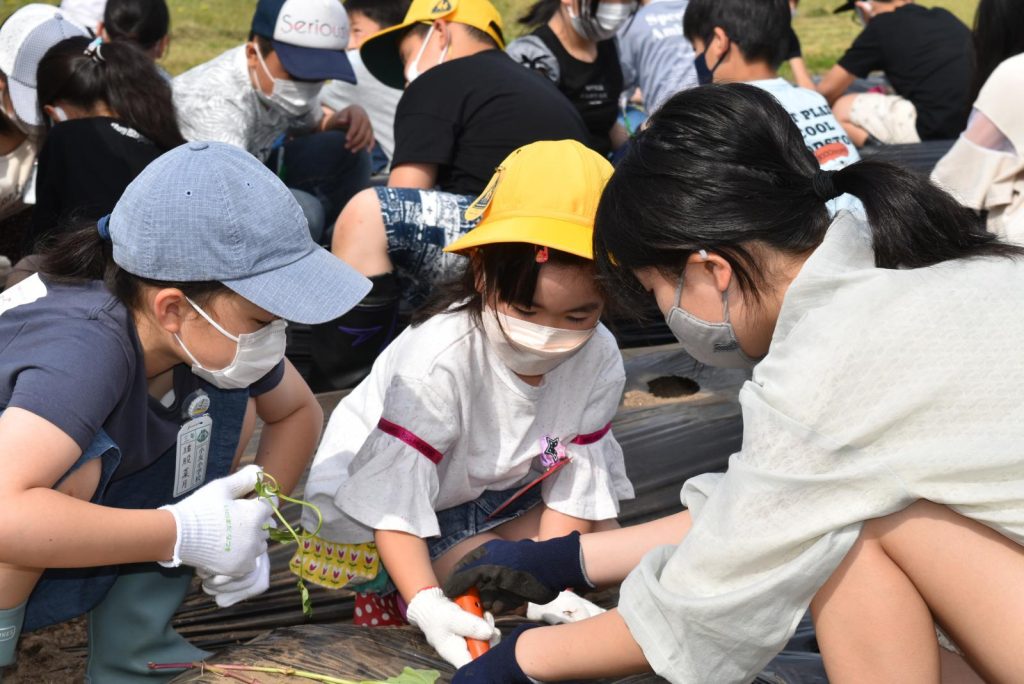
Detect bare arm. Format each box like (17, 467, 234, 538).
(0, 408, 177, 568)
(388, 163, 438, 190)
(375, 528, 438, 602)
(251, 360, 322, 495)
(817, 65, 857, 105)
(789, 56, 816, 91)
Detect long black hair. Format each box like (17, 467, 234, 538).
(411, 243, 600, 327)
(36, 37, 185, 151)
(39, 222, 226, 311)
(103, 0, 170, 52)
(594, 84, 1022, 305)
(969, 0, 1024, 105)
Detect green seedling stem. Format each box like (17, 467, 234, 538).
(253, 472, 323, 618)
(149, 662, 440, 684)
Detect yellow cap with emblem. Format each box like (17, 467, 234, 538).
(444, 139, 614, 260)
(360, 0, 505, 89)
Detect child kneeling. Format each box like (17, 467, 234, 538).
(295, 140, 634, 667)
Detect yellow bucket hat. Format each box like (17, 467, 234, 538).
(360, 0, 505, 89)
(445, 140, 614, 260)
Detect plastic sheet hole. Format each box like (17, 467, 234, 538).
(647, 376, 700, 398)
(185, 190, 192, 196)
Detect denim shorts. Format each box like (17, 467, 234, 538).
(427, 484, 544, 560)
(375, 187, 478, 309)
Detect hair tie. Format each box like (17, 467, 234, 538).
(97, 215, 112, 241)
(811, 169, 841, 201)
(84, 36, 105, 63)
(535, 246, 549, 263)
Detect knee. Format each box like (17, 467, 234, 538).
(332, 188, 385, 256)
(55, 458, 102, 502)
(832, 94, 857, 122)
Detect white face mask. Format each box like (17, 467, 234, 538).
(252, 45, 323, 116)
(49, 105, 68, 124)
(404, 25, 450, 84)
(481, 308, 596, 376)
(568, 1, 633, 42)
(175, 297, 288, 390)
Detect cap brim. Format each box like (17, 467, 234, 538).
(222, 246, 371, 324)
(359, 22, 411, 90)
(273, 40, 356, 83)
(8, 77, 40, 126)
(444, 216, 594, 260)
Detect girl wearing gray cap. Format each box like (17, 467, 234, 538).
(0, 140, 369, 681)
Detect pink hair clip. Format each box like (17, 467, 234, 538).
(535, 246, 549, 263)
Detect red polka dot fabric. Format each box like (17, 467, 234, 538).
(353, 591, 408, 627)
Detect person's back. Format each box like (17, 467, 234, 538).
(394, 49, 589, 195)
(617, 0, 697, 114)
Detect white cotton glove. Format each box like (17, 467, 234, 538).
(159, 464, 274, 577)
(526, 590, 606, 625)
(405, 587, 501, 668)
(198, 551, 271, 608)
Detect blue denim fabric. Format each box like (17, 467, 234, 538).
(427, 485, 545, 560)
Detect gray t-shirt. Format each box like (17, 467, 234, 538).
(0, 274, 283, 479)
(616, 0, 697, 113)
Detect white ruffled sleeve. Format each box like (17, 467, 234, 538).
(542, 376, 634, 521)
(335, 374, 459, 539)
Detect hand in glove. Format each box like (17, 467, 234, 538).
(452, 624, 540, 684)
(526, 590, 605, 625)
(198, 551, 271, 608)
(406, 587, 501, 669)
(159, 464, 273, 577)
(443, 532, 592, 613)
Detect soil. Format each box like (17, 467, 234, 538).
(6, 617, 86, 683)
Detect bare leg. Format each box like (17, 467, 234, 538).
(331, 188, 392, 277)
(0, 459, 102, 607)
(832, 94, 870, 147)
(580, 511, 691, 586)
(812, 500, 1023, 683)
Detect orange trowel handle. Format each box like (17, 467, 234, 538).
(454, 588, 491, 659)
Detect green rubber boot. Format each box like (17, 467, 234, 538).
(0, 601, 26, 682)
(85, 566, 210, 683)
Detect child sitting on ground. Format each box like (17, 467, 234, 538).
(684, 0, 860, 171)
(296, 140, 634, 669)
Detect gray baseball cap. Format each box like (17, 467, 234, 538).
(108, 141, 371, 325)
(5, 11, 87, 127)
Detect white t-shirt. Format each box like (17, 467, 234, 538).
(320, 50, 401, 167)
(618, 211, 1024, 683)
(172, 46, 320, 162)
(749, 78, 860, 171)
(304, 308, 634, 543)
(0, 138, 36, 221)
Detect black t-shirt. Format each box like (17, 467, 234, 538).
(0, 276, 284, 479)
(392, 50, 590, 196)
(837, 5, 971, 139)
(533, 26, 623, 155)
(27, 117, 164, 253)
(785, 26, 802, 61)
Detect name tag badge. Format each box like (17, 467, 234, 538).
(174, 414, 213, 498)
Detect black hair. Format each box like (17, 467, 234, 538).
(103, 0, 170, 51)
(248, 34, 275, 55)
(38, 222, 226, 311)
(519, 0, 609, 28)
(345, 0, 412, 29)
(411, 243, 599, 326)
(0, 73, 17, 138)
(594, 84, 1022, 308)
(406, 20, 503, 48)
(683, 0, 790, 68)
(969, 0, 1024, 105)
(36, 37, 185, 151)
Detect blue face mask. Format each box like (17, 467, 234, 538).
(694, 40, 730, 85)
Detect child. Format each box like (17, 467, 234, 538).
(298, 139, 634, 668)
(446, 84, 1024, 683)
(99, 0, 172, 77)
(26, 36, 185, 254)
(320, 0, 410, 174)
(0, 141, 369, 681)
(684, 0, 859, 171)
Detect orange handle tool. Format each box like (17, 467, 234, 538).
(455, 588, 490, 659)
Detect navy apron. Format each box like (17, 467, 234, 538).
(23, 381, 250, 631)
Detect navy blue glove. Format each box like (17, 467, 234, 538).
(443, 532, 592, 613)
(452, 624, 539, 684)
